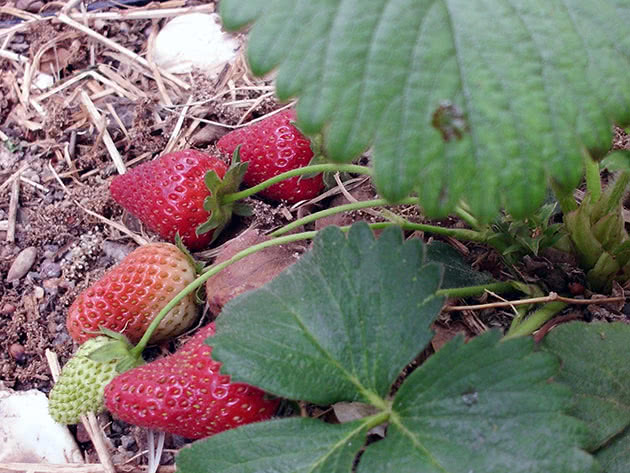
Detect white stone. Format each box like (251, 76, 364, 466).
(151, 13, 240, 76)
(0, 383, 83, 468)
(32, 72, 54, 90)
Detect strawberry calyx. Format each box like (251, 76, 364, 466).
(197, 147, 249, 243)
(174, 233, 205, 274)
(87, 327, 144, 373)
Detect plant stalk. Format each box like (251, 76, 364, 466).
(550, 179, 578, 215)
(269, 198, 418, 237)
(362, 410, 390, 430)
(454, 205, 482, 231)
(221, 164, 372, 204)
(435, 282, 516, 299)
(504, 301, 567, 339)
(600, 171, 630, 216)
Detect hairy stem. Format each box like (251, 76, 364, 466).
(272, 208, 488, 243)
(436, 282, 516, 299)
(601, 171, 630, 216)
(454, 205, 482, 231)
(221, 164, 372, 204)
(269, 198, 418, 237)
(362, 410, 391, 430)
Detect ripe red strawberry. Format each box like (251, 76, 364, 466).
(104, 323, 279, 439)
(217, 109, 324, 203)
(67, 243, 198, 345)
(110, 149, 228, 250)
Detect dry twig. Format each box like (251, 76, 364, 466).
(48, 162, 149, 246)
(80, 91, 125, 174)
(443, 292, 626, 312)
(7, 175, 20, 243)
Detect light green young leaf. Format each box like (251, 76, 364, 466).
(359, 331, 600, 473)
(220, 0, 630, 220)
(176, 417, 369, 473)
(541, 322, 630, 451)
(211, 223, 445, 406)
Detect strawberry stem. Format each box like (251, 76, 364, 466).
(271, 203, 489, 243)
(130, 231, 319, 356)
(221, 164, 372, 204)
(435, 282, 517, 298)
(268, 198, 417, 237)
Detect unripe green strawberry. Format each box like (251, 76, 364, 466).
(49, 336, 140, 424)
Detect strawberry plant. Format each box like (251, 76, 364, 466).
(176, 225, 600, 472)
(149, 0, 630, 470)
(47, 0, 630, 470)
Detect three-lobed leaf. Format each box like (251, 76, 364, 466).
(179, 331, 600, 473)
(179, 224, 601, 472)
(209, 223, 445, 405)
(360, 331, 599, 473)
(220, 0, 630, 220)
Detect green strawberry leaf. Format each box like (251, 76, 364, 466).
(358, 331, 599, 473)
(88, 327, 143, 373)
(177, 417, 370, 473)
(88, 340, 133, 363)
(220, 0, 630, 220)
(174, 233, 205, 273)
(180, 330, 599, 473)
(211, 223, 446, 406)
(540, 322, 630, 452)
(425, 240, 493, 289)
(595, 428, 630, 473)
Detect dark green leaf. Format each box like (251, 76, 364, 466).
(359, 331, 600, 473)
(211, 223, 445, 405)
(541, 322, 630, 451)
(176, 417, 369, 473)
(425, 241, 493, 288)
(595, 426, 630, 473)
(221, 0, 630, 219)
